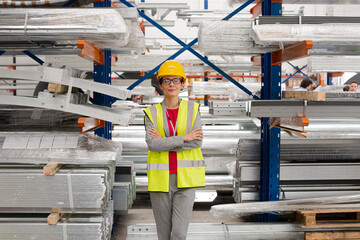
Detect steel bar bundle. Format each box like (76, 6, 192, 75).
(0, 167, 112, 213)
(198, 20, 277, 55)
(0, 133, 122, 165)
(0, 9, 129, 49)
(0, 215, 113, 240)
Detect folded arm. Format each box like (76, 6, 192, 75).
(144, 112, 203, 152)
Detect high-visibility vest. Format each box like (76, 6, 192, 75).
(144, 99, 205, 192)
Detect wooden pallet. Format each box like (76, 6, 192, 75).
(297, 209, 360, 240)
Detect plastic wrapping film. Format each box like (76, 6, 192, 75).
(192, 81, 261, 100)
(0, 9, 129, 49)
(251, 23, 360, 47)
(123, 19, 146, 54)
(198, 21, 277, 55)
(0, 132, 122, 165)
(0, 0, 92, 7)
(211, 194, 360, 217)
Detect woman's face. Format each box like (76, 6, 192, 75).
(159, 75, 184, 97)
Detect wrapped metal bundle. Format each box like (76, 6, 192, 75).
(0, 133, 122, 165)
(198, 21, 277, 55)
(123, 19, 146, 54)
(0, 167, 113, 213)
(0, 9, 129, 49)
(251, 23, 360, 47)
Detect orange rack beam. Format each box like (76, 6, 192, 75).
(272, 40, 313, 65)
(77, 39, 118, 65)
(328, 72, 344, 78)
(250, 1, 262, 19)
(78, 40, 104, 65)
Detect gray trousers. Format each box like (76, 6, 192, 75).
(149, 174, 196, 240)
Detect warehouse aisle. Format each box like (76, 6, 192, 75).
(112, 192, 246, 240)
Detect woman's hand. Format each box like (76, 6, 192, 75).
(183, 128, 203, 142)
(149, 128, 162, 138)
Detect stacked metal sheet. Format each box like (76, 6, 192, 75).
(233, 137, 360, 203)
(0, 132, 122, 240)
(0, 9, 129, 49)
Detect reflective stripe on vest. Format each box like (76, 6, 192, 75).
(177, 160, 205, 168)
(147, 163, 169, 171)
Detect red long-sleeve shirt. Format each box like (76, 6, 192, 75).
(166, 108, 178, 173)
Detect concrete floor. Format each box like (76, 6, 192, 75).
(112, 192, 247, 240)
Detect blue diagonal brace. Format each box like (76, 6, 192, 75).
(121, 0, 258, 99)
(62, 0, 77, 7)
(0, 51, 5, 56)
(282, 65, 307, 83)
(23, 50, 44, 65)
(287, 62, 319, 86)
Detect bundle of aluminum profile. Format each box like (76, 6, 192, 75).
(308, 55, 360, 73)
(251, 23, 360, 47)
(0, 215, 113, 240)
(198, 21, 277, 55)
(0, 9, 129, 49)
(0, 133, 122, 165)
(234, 136, 360, 203)
(0, 167, 112, 213)
(236, 138, 360, 162)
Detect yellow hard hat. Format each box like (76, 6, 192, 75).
(157, 60, 186, 82)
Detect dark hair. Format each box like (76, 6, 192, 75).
(300, 79, 313, 89)
(350, 81, 358, 86)
(343, 85, 350, 91)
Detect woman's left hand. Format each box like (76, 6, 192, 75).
(149, 128, 162, 138)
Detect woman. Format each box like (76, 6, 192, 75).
(143, 60, 205, 240)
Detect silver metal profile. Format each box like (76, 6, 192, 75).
(249, 100, 360, 118)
